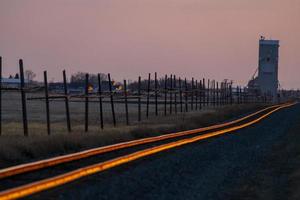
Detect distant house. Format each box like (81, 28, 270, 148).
(48, 82, 65, 93)
(48, 81, 116, 94)
(1, 78, 29, 88)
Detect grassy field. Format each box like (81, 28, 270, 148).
(2, 91, 169, 135)
(0, 91, 268, 168)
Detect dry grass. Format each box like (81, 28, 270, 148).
(0, 103, 266, 168)
(2, 91, 162, 127)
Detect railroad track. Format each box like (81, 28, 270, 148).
(0, 102, 295, 200)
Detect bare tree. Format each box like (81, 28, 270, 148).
(70, 72, 107, 84)
(25, 70, 36, 82)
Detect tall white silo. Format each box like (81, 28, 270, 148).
(257, 37, 279, 101)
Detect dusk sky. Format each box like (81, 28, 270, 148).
(1, 0, 299, 88)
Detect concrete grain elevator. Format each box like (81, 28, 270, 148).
(257, 37, 280, 101)
(248, 37, 279, 102)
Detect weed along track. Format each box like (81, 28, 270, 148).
(0, 103, 295, 200)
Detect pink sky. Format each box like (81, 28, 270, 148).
(1, 0, 299, 88)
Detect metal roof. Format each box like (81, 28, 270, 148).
(1, 78, 29, 84)
(259, 39, 279, 45)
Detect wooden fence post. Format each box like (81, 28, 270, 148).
(214, 81, 217, 107)
(225, 83, 227, 105)
(202, 78, 206, 107)
(199, 80, 202, 110)
(242, 87, 245, 104)
(0, 56, 2, 136)
(170, 74, 173, 114)
(174, 75, 177, 114)
(240, 87, 242, 104)
(63, 70, 71, 132)
(241, 87, 243, 104)
(185, 78, 188, 112)
(236, 86, 238, 104)
(207, 79, 210, 107)
(212, 80, 215, 107)
(237, 86, 240, 104)
(179, 77, 183, 113)
(164, 75, 167, 116)
(155, 72, 158, 116)
(97, 74, 104, 129)
(224, 82, 226, 105)
(124, 80, 129, 125)
(216, 82, 219, 106)
(243, 86, 246, 104)
(195, 80, 198, 110)
(230, 84, 233, 104)
(242, 87, 244, 104)
(198, 80, 201, 110)
(244, 86, 248, 104)
(216, 81, 218, 106)
(146, 73, 151, 118)
(226, 83, 229, 105)
(223, 82, 225, 105)
(191, 78, 194, 110)
(108, 73, 116, 126)
(85, 73, 89, 132)
(220, 82, 223, 105)
(138, 76, 141, 121)
(222, 82, 224, 105)
(223, 82, 226, 105)
(19, 59, 28, 136)
(228, 83, 230, 104)
(44, 71, 50, 135)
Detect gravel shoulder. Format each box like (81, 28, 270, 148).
(29, 104, 300, 200)
(227, 103, 300, 200)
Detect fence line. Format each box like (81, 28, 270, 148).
(1, 59, 290, 136)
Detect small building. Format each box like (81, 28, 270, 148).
(1, 78, 29, 88)
(49, 81, 116, 94)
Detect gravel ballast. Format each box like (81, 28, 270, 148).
(29, 104, 300, 200)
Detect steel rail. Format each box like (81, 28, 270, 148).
(0, 102, 295, 200)
(0, 104, 284, 180)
